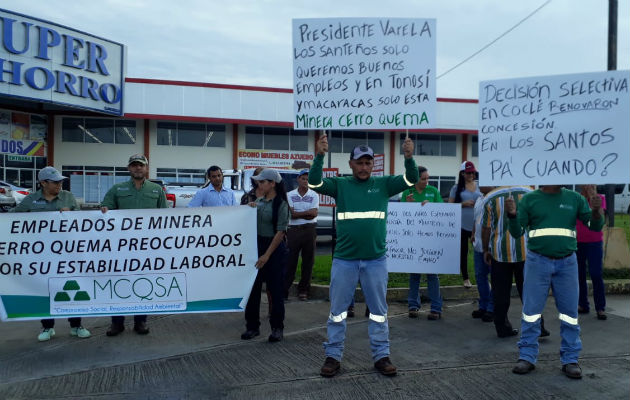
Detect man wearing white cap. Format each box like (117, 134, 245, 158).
(13, 166, 91, 341)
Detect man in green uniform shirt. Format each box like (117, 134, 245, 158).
(400, 166, 443, 320)
(506, 185, 603, 379)
(13, 166, 91, 341)
(101, 154, 167, 336)
(309, 134, 418, 377)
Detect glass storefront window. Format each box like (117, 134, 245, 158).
(264, 127, 290, 150)
(62, 118, 84, 142)
(85, 119, 115, 144)
(115, 120, 137, 144)
(62, 117, 137, 144)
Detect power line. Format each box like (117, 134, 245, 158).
(437, 0, 553, 79)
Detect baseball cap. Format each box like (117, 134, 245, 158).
(128, 154, 148, 165)
(251, 168, 282, 183)
(38, 166, 67, 182)
(298, 169, 309, 177)
(460, 161, 477, 173)
(350, 145, 374, 160)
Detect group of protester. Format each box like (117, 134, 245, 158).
(13, 138, 607, 380)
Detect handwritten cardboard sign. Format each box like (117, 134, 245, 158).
(292, 18, 436, 130)
(386, 202, 460, 274)
(478, 70, 630, 185)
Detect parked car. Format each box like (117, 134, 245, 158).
(239, 169, 334, 235)
(0, 180, 31, 211)
(159, 169, 334, 235)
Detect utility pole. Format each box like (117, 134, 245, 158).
(606, 0, 617, 227)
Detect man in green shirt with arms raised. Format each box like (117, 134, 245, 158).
(309, 134, 418, 377)
(13, 166, 91, 341)
(101, 154, 167, 337)
(506, 185, 603, 379)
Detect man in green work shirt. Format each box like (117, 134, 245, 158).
(400, 166, 443, 320)
(101, 154, 167, 336)
(309, 134, 418, 377)
(13, 166, 91, 342)
(506, 185, 603, 379)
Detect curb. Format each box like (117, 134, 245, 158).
(291, 279, 630, 302)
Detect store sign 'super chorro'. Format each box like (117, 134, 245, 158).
(0, 8, 126, 116)
(0, 207, 258, 321)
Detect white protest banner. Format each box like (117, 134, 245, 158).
(238, 149, 314, 170)
(386, 202, 460, 274)
(0, 206, 258, 321)
(319, 168, 338, 207)
(478, 70, 630, 186)
(292, 18, 436, 130)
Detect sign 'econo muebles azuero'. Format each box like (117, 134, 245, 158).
(0, 9, 125, 115)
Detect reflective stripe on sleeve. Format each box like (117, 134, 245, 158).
(337, 211, 385, 220)
(308, 182, 324, 189)
(528, 228, 576, 239)
(328, 311, 347, 323)
(403, 173, 413, 187)
(368, 313, 387, 323)
(559, 313, 578, 325)
(522, 312, 541, 323)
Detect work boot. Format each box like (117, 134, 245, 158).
(562, 363, 582, 379)
(268, 328, 283, 342)
(106, 323, 125, 337)
(374, 357, 397, 376)
(497, 328, 518, 338)
(240, 329, 260, 340)
(512, 359, 535, 374)
(133, 321, 150, 335)
(320, 357, 340, 377)
(481, 312, 494, 322)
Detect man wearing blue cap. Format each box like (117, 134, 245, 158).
(13, 166, 91, 341)
(284, 169, 319, 300)
(310, 135, 418, 377)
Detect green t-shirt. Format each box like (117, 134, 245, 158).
(508, 188, 604, 257)
(308, 154, 418, 260)
(255, 197, 289, 237)
(12, 189, 78, 212)
(101, 179, 167, 210)
(400, 185, 443, 203)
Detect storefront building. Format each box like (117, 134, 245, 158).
(0, 9, 479, 205)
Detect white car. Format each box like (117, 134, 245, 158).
(0, 180, 31, 211)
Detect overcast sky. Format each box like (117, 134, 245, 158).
(2, 0, 629, 99)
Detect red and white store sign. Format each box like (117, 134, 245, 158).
(319, 168, 338, 207)
(238, 149, 314, 170)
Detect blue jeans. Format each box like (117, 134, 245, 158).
(518, 250, 581, 365)
(407, 273, 442, 313)
(324, 256, 389, 362)
(473, 251, 494, 312)
(577, 241, 606, 312)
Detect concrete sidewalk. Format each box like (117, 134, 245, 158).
(0, 294, 628, 399)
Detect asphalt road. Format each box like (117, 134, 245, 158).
(1, 294, 628, 399)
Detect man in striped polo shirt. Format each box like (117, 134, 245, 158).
(482, 186, 549, 338)
(506, 185, 603, 379)
(309, 134, 418, 378)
